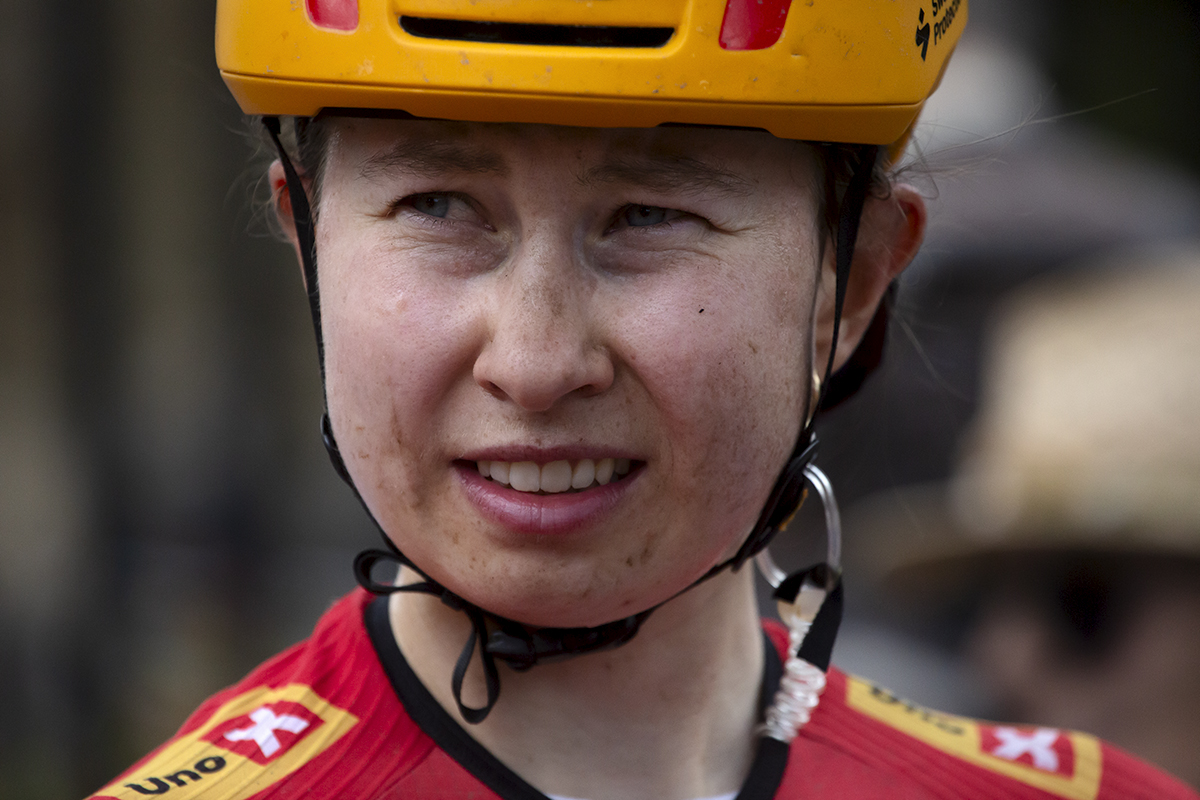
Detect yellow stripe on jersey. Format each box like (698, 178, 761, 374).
(89, 684, 359, 800)
(846, 676, 1101, 800)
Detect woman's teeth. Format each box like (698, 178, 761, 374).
(476, 458, 632, 494)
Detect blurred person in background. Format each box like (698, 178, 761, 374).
(776, 2, 1200, 724)
(854, 246, 1200, 787)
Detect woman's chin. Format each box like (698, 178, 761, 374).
(434, 567, 673, 629)
(459, 589, 648, 630)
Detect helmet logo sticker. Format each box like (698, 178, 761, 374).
(932, 0, 963, 46)
(916, 9, 931, 60)
(917, 0, 963, 61)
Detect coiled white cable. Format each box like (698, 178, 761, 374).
(760, 619, 828, 742)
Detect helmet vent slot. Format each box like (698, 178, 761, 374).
(399, 17, 674, 48)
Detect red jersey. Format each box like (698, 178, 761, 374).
(87, 589, 1197, 800)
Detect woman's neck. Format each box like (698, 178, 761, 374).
(389, 567, 765, 800)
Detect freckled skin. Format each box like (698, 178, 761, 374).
(316, 120, 821, 629)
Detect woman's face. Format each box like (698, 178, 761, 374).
(315, 119, 823, 627)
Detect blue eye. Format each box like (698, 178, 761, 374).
(622, 205, 669, 227)
(412, 194, 451, 218)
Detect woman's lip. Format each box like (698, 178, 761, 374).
(455, 462, 641, 536)
(459, 446, 642, 463)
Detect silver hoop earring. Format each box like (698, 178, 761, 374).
(755, 463, 843, 744)
(755, 462, 841, 588)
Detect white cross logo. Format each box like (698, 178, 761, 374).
(989, 727, 1062, 772)
(223, 706, 311, 758)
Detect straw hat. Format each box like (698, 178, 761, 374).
(856, 244, 1200, 597)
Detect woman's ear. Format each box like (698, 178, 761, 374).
(813, 184, 926, 373)
(267, 159, 313, 283)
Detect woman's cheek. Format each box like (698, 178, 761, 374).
(674, 274, 806, 494)
(321, 248, 470, 493)
(633, 298, 799, 479)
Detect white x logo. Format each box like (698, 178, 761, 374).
(224, 706, 311, 758)
(989, 727, 1062, 772)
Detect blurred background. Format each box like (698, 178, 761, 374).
(1, 1, 1198, 796)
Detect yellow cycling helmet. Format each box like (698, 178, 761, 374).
(217, 0, 965, 153)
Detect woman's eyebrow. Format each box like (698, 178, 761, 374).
(358, 140, 509, 180)
(578, 155, 753, 197)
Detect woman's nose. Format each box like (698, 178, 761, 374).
(473, 240, 614, 412)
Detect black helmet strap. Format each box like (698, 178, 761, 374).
(264, 117, 877, 722)
(264, 118, 325, 380)
(728, 142, 879, 569)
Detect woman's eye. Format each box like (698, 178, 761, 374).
(392, 192, 478, 223)
(412, 194, 452, 218)
(622, 205, 671, 227)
